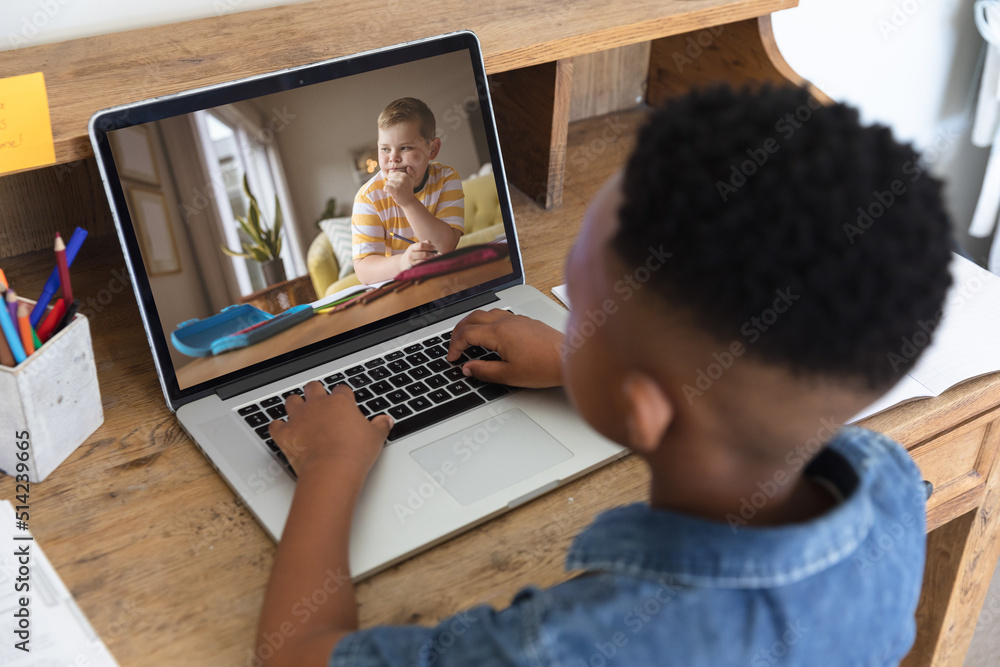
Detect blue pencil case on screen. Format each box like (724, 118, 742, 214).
(171, 304, 314, 357)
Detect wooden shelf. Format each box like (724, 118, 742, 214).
(11, 3, 997, 665)
(3, 0, 794, 167)
(0, 5, 804, 260)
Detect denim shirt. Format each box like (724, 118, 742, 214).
(331, 426, 926, 666)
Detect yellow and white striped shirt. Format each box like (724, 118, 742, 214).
(351, 162, 465, 260)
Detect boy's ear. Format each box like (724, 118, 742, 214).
(428, 137, 441, 159)
(621, 372, 673, 455)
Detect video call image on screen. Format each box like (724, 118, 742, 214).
(107, 50, 513, 391)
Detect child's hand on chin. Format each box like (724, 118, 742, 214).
(384, 167, 417, 205)
(269, 381, 393, 480)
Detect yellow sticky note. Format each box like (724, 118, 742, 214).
(0, 72, 56, 175)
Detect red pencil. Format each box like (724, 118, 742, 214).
(55, 232, 73, 305)
(37, 298, 66, 343)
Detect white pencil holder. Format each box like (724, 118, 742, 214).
(0, 309, 104, 482)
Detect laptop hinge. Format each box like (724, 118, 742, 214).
(215, 290, 500, 401)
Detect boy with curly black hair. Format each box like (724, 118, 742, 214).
(257, 84, 953, 666)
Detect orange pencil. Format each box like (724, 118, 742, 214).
(0, 268, 8, 289)
(55, 233, 73, 305)
(17, 302, 34, 355)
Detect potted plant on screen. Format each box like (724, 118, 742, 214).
(221, 174, 286, 286)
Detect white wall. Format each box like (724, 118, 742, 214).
(772, 0, 992, 262)
(1, 0, 305, 51)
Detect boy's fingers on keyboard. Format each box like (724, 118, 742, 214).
(460, 359, 507, 384)
(447, 323, 500, 361)
(329, 382, 357, 403)
(447, 310, 511, 359)
(370, 413, 394, 439)
(302, 380, 326, 398)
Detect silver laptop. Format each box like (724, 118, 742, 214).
(88, 31, 624, 579)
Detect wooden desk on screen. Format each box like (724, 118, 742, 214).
(176, 257, 512, 388)
(0, 6, 998, 667)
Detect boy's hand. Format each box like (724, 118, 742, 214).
(268, 381, 392, 481)
(447, 309, 564, 388)
(383, 167, 418, 206)
(401, 240, 438, 269)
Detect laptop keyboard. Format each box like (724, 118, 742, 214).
(235, 330, 516, 476)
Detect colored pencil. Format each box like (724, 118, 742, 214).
(0, 295, 26, 364)
(0, 321, 14, 367)
(30, 227, 87, 328)
(37, 298, 66, 343)
(0, 268, 7, 289)
(55, 233, 73, 305)
(54, 300, 79, 336)
(5, 289, 18, 326)
(17, 302, 34, 355)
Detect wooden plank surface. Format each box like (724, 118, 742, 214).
(570, 44, 651, 122)
(0, 107, 998, 666)
(0, 0, 796, 167)
(0, 157, 114, 257)
(491, 59, 573, 209)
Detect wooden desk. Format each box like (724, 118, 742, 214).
(177, 257, 512, 388)
(0, 10, 997, 667)
(240, 275, 317, 315)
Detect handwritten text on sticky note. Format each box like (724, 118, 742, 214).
(0, 72, 56, 175)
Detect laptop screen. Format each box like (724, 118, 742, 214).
(89, 32, 521, 406)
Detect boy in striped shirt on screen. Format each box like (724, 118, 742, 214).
(351, 97, 465, 284)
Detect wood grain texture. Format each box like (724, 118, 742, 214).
(569, 44, 651, 122)
(0, 156, 115, 256)
(0, 111, 648, 666)
(1, 102, 999, 667)
(902, 411, 1000, 666)
(490, 59, 572, 209)
(647, 16, 829, 105)
(1, 0, 796, 167)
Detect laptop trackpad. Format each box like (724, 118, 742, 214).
(409, 409, 573, 506)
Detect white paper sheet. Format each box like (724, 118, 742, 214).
(0, 501, 119, 666)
